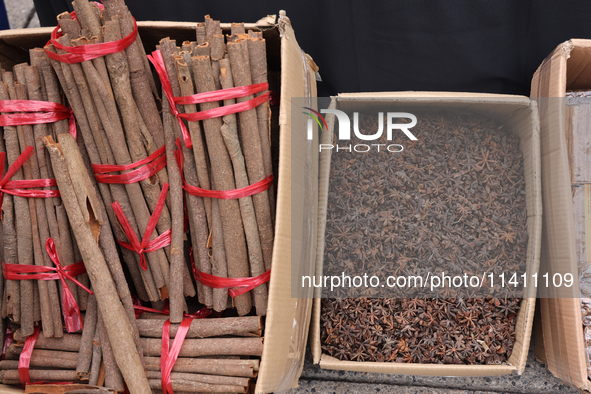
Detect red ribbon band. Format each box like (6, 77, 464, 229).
(92, 145, 167, 184)
(112, 183, 171, 271)
(4, 238, 93, 333)
(188, 247, 270, 298)
(44, 4, 138, 64)
(174, 139, 273, 200)
(161, 318, 192, 394)
(0, 146, 60, 219)
(0, 100, 76, 138)
(148, 49, 270, 150)
(193, 269, 271, 298)
(18, 325, 39, 385)
(17, 326, 74, 387)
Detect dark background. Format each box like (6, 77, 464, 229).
(33, 0, 591, 97)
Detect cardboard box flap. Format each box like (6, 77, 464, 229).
(531, 39, 590, 390)
(255, 11, 318, 394)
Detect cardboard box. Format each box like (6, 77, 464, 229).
(310, 92, 542, 376)
(0, 11, 318, 394)
(530, 39, 591, 392)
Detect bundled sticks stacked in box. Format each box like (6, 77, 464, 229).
(156, 16, 274, 318)
(0, 0, 276, 392)
(0, 308, 263, 392)
(0, 56, 86, 342)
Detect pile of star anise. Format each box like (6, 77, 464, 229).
(321, 297, 519, 364)
(320, 111, 527, 364)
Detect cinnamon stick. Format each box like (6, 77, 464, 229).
(163, 87, 186, 323)
(136, 316, 262, 338)
(143, 357, 257, 378)
(196, 23, 206, 45)
(23, 62, 66, 335)
(168, 41, 212, 226)
(58, 133, 145, 367)
(171, 57, 213, 308)
(4, 346, 79, 362)
(56, 204, 80, 306)
(102, 0, 158, 96)
(193, 42, 210, 57)
(88, 321, 102, 386)
(204, 15, 220, 42)
(209, 34, 225, 90)
(210, 197, 228, 312)
(246, 36, 275, 222)
(148, 379, 246, 393)
(0, 369, 81, 382)
(145, 371, 249, 387)
(231, 23, 245, 35)
(97, 312, 124, 392)
(227, 39, 275, 272)
(120, 8, 166, 149)
(0, 357, 77, 370)
(77, 293, 97, 380)
(25, 384, 115, 394)
(13, 330, 81, 352)
(191, 55, 251, 315)
(140, 337, 263, 357)
(219, 57, 268, 315)
(0, 86, 19, 323)
(1, 78, 33, 335)
(44, 134, 151, 393)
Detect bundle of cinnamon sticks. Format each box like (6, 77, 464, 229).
(3, 310, 262, 393)
(0, 1, 276, 392)
(159, 16, 274, 318)
(0, 54, 89, 341)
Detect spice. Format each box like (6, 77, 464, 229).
(321, 112, 527, 364)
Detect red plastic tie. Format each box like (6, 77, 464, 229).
(3, 238, 93, 333)
(174, 138, 273, 200)
(0, 100, 76, 138)
(193, 268, 271, 298)
(2, 325, 13, 359)
(148, 49, 270, 149)
(188, 246, 270, 298)
(112, 183, 170, 271)
(44, 3, 138, 64)
(0, 146, 60, 219)
(161, 318, 192, 394)
(18, 326, 40, 385)
(92, 145, 166, 184)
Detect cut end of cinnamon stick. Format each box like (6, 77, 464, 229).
(43, 135, 62, 154)
(76, 370, 90, 381)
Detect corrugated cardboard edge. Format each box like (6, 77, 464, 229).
(254, 12, 318, 394)
(531, 39, 591, 392)
(312, 92, 541, 376)
(0, 18, 277, 39)
(311, 98, 337, 364)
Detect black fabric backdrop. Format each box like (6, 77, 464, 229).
(33, 0, 591, 97)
